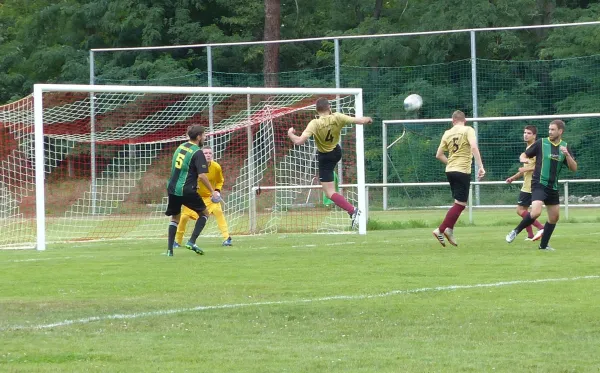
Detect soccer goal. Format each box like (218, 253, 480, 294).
(0, 84, 367, 251)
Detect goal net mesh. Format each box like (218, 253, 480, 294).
(0, 90, 358, 248)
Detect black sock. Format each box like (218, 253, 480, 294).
(168, 222, 177, 250)
(515, 212, 535, 234)
(189, 215, 208, 244)
(539, 222, 556, 249)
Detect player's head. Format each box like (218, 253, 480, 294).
(451, 110, 466, 125)
(202, 146, 213, 162)
(315, 98, 332, 115)
(187, 125, 206, 145)
(548, 120, 565, 142)
(523, 125, 537, 143)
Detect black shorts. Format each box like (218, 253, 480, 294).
(446, 171, 471, 203)
(517, 191, 532, 207)
(317, 145, 342, 182)
(531, 183, 560, 206)
(165, 193, 206, 216)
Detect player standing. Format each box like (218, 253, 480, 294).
(505, 120, 577, 251)
(287, 97, 372, 229)
(432, 110, 485, 247)
(174, 145, 233, 248)
(164, 125, 220, 257)
(505, 125, 545, 241)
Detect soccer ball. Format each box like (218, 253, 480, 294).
(403, 94, 423, 112)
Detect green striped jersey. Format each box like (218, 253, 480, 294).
(167, 142, 208, 196)
(525, 138, 572, 190)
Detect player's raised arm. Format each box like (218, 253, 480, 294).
(287, 127, 310, 146)
(352, 116, 373, 125)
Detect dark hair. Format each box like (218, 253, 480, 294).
(452, 110, 466, 122)
(524, 125, 537, 135)
(550, 119, 565, 131)
(315, 97, 330, 113)
(187, 125, 205, 140)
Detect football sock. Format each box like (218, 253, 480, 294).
(439, 203, 465, 231)
(515, 212, 535, 234)
(189, 215, 209, 244)
(539, 222, 556, 249)
(168, 221, 178, 250)
(533, 219, 544, 230)
(330, 193, 355, 214)
(521, 211, 534, 237)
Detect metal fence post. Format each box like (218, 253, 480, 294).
(470, 30, 480, 206)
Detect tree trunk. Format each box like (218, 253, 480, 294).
(374, 0, 384, 20)
(263, 0, 280, 87)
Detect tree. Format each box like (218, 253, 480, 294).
(263, 0, 281, 87)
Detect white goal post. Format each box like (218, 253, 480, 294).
(5, 84, 369, 251)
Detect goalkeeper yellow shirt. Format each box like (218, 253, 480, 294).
(197, 160, 224, 198)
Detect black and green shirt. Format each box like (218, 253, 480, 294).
(167, 142, 208, 196)
(525, 138, 573, 190)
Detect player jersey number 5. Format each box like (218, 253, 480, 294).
(175, 153, 186, 169)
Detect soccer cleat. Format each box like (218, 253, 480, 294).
(350, 208, 361, 229)
(167, 249, 174, 257)
(532, 229, 544, 242)
(222, 237, 232, 246)
(524, 237, 534, 241)
(539, 245, 555, 251)
(185, 242, 204, 255)
(172, 242, 180, 249)
(505, 229, 518, 243)
(432, 228, 446, 247)
(443, 228, 457, 246)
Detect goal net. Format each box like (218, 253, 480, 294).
(0, 85, 366, 250)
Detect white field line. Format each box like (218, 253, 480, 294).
(3, 275, 598, 332)
(4, 255, 96, 263)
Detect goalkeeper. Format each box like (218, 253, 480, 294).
(175, 146, 232, 248)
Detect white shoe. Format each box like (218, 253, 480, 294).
(432, 228, 446, 247)
(443, 228, 457, 246)
(506, 229, 517, 243)
(532, 229, 544, 242)
(524, 237, 534, 241)
(539, 245, 555, 251)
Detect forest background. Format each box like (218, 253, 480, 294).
(1, 0, 599, 194)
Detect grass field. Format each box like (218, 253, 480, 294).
(1, 209, 600, 372)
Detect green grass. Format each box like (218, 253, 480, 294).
(1, 209, 600, 372)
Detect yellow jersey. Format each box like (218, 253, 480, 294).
(196, 160, 224, 198)
(521, 143, 536, 193)
(439, 125, 476, 174)
(301, 112, 354, 153)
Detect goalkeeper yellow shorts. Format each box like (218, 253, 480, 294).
(181, 197, 223, 220)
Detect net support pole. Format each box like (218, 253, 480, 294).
(564, 181, 569, 220)
(89, 50, 98, 214)
(470, 30, 481, 206)
(247, 94, 256, 233)
(355, 91, 367, 235)
(207, 46, 214, 148)
(382, 121, 388, 210)
(33, 85, 46, 251)
(334, 38, 344, 190)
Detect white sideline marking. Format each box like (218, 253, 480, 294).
(4, 255, 96, 263)
(2, 275, 598, 332)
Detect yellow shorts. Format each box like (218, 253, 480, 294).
(181, 197, 223, 220)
